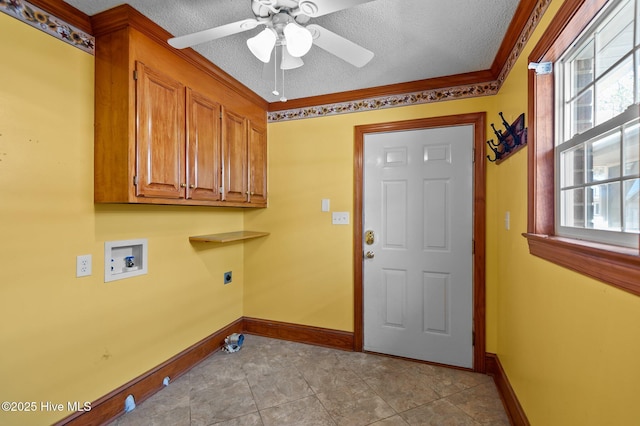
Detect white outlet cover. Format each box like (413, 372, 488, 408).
(76, 254, 92, 277)
(332, 212, 350, 225)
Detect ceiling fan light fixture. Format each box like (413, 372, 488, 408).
(280, 46, 304, 70)
(283, 23, 313, 57)
(247, 27, 277, 63)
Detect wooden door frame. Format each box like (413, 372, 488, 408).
(353, 112, 487, 373)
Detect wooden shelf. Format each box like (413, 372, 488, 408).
(189, 231, 269, 243)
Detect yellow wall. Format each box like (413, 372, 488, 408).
(0, 13, 246, 425)
(246, 1, 640, 425)
(3, 0, 640, 424)
(491, 1, 640, 424)
(244, 97, 498, 334)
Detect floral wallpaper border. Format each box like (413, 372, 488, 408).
(0, 0, 94, 55)
(268, 0, 551, 122)
(268, 82, 501, 122)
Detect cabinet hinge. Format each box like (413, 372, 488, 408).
(133, 70, 138, 80)
(472, 148, 475, 163)
(472, 331, 475, 346)
(472, 239, 475, 254)
(133, 175, 138, 186)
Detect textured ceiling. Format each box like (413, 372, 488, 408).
(62, 0, 520, 102)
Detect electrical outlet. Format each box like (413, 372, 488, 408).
(224, 271, 232, 284)
(77, 254, 92, 277)
(332, 212, 350, 225)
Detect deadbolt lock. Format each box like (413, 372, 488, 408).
(365, 230, 375, 245)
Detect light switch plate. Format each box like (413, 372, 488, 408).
(321, 199, 330, 212)
(332, 212, 350, 225)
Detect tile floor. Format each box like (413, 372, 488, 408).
(108, 335, 510, 426)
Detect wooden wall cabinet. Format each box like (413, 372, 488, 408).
(187, 88, 222, 202)
(92, 5, 267, 208)
(135, 62, 186, 200)
(221, 110, 267, 206)
(248, 121, 268, 206)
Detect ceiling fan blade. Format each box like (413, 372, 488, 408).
(298, 0, 377, 17)
(168, 19, 259, 49)
(307, 24, 374, 68)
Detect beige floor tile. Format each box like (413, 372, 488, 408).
(106, 335, 509, 426)
(259, 396, 335, 426)
(400, 399, 478, 426)
(211, 412, 264, 425)
(246, 363, 315, 410)
(445, 382, 510, 425)
(369, 415, 411, 425)
(189, 378, 257, 426)
(362, 368, 441, 412)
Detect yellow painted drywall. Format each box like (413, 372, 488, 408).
(4, 0, 639, 424)
(246, 1, 640, 424)
(492, 0, 640, 424)
(0, 14, 245, 425)
(245, 97, 498, 337)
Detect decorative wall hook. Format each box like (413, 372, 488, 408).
(486, 112, 527, 163)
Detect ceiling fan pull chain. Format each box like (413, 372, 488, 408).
(272, 46, 279, 96)
(280, 65, 287, 102)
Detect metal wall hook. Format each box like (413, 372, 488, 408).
(486, 112, 527, 163)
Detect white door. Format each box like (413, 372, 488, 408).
(363, 125, 474, 368)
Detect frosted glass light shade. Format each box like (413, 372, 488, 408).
(247, 28, 277, 63)
(283, 23, 313, 57)
(281, 46, 304, 70)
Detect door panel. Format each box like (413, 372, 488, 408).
(423, 272, 449, 334)
(383, 268, 407, 328)
(383, 180, 407, 248)
(423, 179, 449, 250)
(363, 125, 474, 368)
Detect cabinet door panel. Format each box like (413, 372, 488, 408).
(136, 62, 185, 199)
(222, 109, 248, 203)
(187, 89, 221, 201)
(248, 122, 267, 206)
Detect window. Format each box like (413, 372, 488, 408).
(526, 0, 640, 296)
(555, 0, 639, 248)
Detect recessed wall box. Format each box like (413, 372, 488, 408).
(104, 238, 148, 282)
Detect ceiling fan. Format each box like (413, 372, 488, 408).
(167, 0, 376, 71)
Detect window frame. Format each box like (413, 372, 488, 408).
(554, 0, 639, 247)
(525, 0, 640, 297)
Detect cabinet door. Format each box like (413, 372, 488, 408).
(248, 121, 267, 206)
(135, 62, 185, 199)
(221, 108, 248, 203)
(186, 89, 221, 201)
